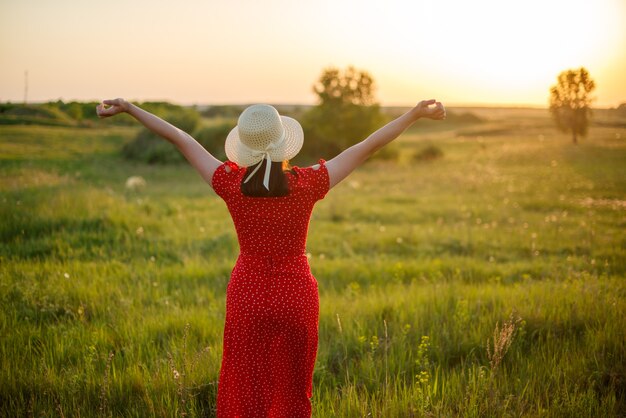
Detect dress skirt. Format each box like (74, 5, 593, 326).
(216, 254, 319, 418)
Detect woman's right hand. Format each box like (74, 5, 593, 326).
(413, 99, 446, 120)
(96, 98, 130, 118)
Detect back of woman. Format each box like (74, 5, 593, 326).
(212, 159, 329, 257)
(212, 159, 329, 416)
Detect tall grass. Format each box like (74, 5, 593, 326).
(1, 113, 625, 416)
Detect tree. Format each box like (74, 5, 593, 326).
(299, 66, 387, 160)
(549, 67, 595, 144)
(313, 66, 376, 106)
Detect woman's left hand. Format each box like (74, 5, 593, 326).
(96, 98, 130, 118)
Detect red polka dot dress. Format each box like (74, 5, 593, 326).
(211, 159, 330, 418)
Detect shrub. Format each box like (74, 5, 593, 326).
(414, 144, 444, 162)
(201, 105, 246, 119)
(300, 103, 388, 161)
(122, 130, 184, 164)
(121, 104, 201, 164)
(0, 103, 76, 126)
(371, 142, 401, 161)
(194, 122, 234, 161)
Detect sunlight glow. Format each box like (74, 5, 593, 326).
(0, 0, 624, 106)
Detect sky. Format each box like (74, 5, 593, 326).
(1, 0, 625, 107)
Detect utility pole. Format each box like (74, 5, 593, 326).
(24, 70, 28, 104)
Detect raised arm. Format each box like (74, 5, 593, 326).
(324, 100, 445, 188)
(96, 98, 223, 184)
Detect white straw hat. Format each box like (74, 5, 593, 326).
(225, 104, 304, 190)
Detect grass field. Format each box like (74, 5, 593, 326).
(1, 108, 625, 417)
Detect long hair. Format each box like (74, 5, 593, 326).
(241, 160, 291, 197)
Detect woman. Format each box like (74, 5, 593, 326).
(96, 98, 446, 417)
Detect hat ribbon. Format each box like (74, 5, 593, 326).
(242, 134, 284, 190)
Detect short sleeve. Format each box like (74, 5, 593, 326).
(211, 161, 241, 199)
(292, 159, 330, 201)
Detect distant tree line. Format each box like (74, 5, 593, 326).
(0, 100, 134, 127)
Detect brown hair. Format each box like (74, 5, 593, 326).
(241, 160, 292, 197)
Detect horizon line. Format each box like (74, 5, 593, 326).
(3, 99, 624, 110)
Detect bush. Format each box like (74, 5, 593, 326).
(0, 103, 76, 126)
(7, 103, 67, 120)
(121, 130, 184, 164)
(371, 142, 400, 161)
(194, 122, 234, 161)
(451, 111, 483, 124)
(299, 103, 388, 161)
(414, 144, 444, 162)
(121, 104, 202, 164)
(201, 105, 246, 119)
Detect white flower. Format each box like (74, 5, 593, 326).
(125, 176, 146, 191)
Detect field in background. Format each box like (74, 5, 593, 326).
(1, 107, 625, 416)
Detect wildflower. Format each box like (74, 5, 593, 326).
(370, 335, 379, 352)
(125, 176, 146, 191)
(486, 312, 522, 373)
(416, 370, 430, 384)
(416, 335, 430, 371)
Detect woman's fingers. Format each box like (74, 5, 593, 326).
(417, 99, 436, 110)
(414, 99, 445, 119)
(434, 102, 446, 119)
(96, 103, 107, 117)
(96, 102, 118, 118)
(96, 98, 128, 118)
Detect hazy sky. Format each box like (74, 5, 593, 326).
(1, 0, 625, 107)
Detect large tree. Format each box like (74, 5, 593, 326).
(549, 67, 595, 144)
(300, 66, 387, 159)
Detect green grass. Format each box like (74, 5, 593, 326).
(1, 111, 625, 417)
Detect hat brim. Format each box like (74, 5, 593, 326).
(224, 116, 304, 167)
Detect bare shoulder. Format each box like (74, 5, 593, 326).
(311, 164, 320, 171)
(225, 165, 232, 173)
